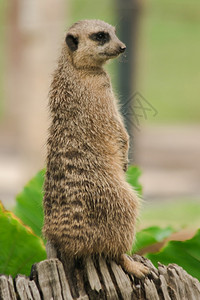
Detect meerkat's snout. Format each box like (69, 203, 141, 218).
(98, 37, 126, 60)
(119, 45, 126, 53)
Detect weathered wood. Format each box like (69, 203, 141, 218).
(31, 258, 73, 300)
(0, 255, 200, 299)
(110, 261, 133, 299)
(0, 275, 16, 300)
(85, 257, 102, 293)
(98, 257, 119, 299)
(15, 275, 41, 300)
(144, 278, 160, 300)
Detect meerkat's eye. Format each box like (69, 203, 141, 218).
(96, 32, 106, 41)
(89, 31, 110, 45)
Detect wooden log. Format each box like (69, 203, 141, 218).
(0, 275, 16, 300)
(0, 255, 200, 299)
(15, 275, 41, 300)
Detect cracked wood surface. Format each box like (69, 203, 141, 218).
(0, 255, 200, 299)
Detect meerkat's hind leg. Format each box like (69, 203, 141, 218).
(118, 254, 150, 279)
(46, 240, 58, 259)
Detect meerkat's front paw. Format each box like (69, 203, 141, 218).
(126, 261, 149, 279)
(119, 254, 150, 279)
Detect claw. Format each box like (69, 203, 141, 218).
(119, 254, 150, 279)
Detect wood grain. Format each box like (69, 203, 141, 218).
(0, 255, 200, 299)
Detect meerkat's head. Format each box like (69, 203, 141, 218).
(65, 19, 126, 69)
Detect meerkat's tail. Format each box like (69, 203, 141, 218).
(118, 254, 149, 279)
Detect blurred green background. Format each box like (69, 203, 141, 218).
(0, 0, 199, 230)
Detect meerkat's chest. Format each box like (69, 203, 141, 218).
(69, 69, 120, 120)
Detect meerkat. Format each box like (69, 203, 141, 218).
(43, 19, 149, 278)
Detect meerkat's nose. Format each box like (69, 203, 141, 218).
(119, 45, 126, 53)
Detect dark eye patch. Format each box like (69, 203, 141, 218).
(89, 31, 110, 45)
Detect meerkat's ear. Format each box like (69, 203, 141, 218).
(65, 34, 79, 51)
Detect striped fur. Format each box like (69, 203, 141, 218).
(43, 20, 139, 263)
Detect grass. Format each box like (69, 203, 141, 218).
(140, 197, 200, 231)
(139, 0, 200, 123)
(68, 0, 115, 26)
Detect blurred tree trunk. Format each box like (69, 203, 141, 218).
(116, 0, 142, 164)
(5, 0, 67, 176)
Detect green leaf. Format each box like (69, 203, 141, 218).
(147, 229, 200, 281)
(0, 202, 46, 277)
(133, 226, 174, 253)
(14, 169, 45, 237)
(126, 166, 142, 196)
